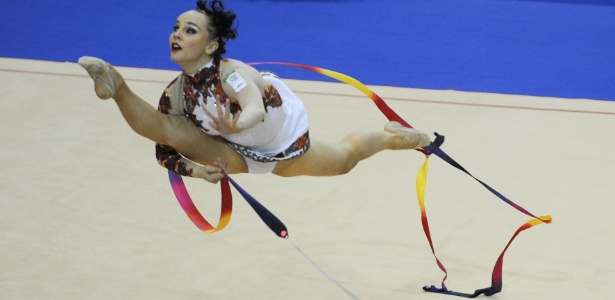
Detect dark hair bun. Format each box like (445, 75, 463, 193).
(196, 0, 238, 59)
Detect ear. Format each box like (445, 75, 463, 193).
(205, 40, 219, 55)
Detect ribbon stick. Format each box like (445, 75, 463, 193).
(168, 170, 358, 298)
(223, 172, 288, 238)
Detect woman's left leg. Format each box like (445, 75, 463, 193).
(273, 123, 429, 177)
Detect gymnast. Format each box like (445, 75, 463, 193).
(78, 0, 430, 184)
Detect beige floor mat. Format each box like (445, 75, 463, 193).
(1, 58, 614, 299)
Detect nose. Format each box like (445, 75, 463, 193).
(172, 31, 181, 40)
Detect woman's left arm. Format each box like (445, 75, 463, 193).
(205, 67, 265, 134)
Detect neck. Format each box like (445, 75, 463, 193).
(182, 58, 214, 75)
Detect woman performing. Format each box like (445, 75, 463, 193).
(78, 0, 430, 184)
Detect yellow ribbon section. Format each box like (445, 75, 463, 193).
(315, 68, 375, 99)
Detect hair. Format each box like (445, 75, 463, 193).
(196, 0, 238, 60)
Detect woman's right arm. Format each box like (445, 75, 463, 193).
(155, 82, 224, 183)
(155, 143, 224, 183)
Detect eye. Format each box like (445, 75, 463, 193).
(186, 28, 198, 34)
(173, 25, 179, 32)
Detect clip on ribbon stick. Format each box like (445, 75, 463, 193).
(168, 62, 552, 298)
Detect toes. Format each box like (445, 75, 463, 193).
(78, 57, 105, 77)
(384, 122, 431, 149)
(78, 56, 114, 99)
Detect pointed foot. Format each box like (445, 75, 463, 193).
(78, 56, 123, 99)
(384, 121, 431, 149)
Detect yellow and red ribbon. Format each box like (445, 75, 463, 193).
(249, 62, 552, 297)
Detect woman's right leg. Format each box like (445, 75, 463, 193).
(79, 57, 248, 173)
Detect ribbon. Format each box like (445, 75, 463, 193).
(249, 62, 409, 127)
(168, 169, 287, 237)
(248, 62, 552, 297)
(168, 170, 232, 233)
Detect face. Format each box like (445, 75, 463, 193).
(169, 10, 219, 73)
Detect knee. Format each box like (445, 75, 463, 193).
(338, 162, 356, 175)
(335, 152, 359, 175)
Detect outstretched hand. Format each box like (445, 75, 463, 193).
(203, 95, 242, 135)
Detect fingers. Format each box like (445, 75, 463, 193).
(209, 120, 219, 131)
(203, 174, 223, 184)
(202, 104, 220, 130)
(232, 110, 241, 128)
(197, 158, 229, 184)
(203, 104, 216, 120)
(216, 95, 225, 117)
(203, 95, 240, 134)
(224, 97, 231, 119)
(201, 164, 224, 184)
(215, 157, 229, 174)
(220, 97, 238, 127)
(203, 164, 220, 172)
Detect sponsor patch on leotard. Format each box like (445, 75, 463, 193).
(224, 70, 247, 93)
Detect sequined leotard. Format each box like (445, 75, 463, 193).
(156, 58, 310, 175)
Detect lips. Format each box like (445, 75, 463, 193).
(171, 43, 182, 51)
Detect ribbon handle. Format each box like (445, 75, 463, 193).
(223, 172, 289, 238)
